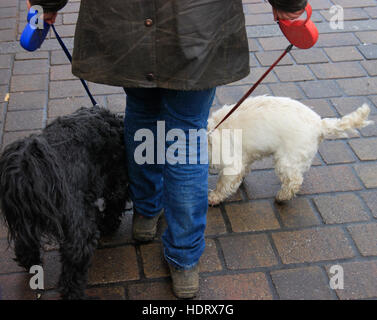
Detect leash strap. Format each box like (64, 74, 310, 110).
(51, 24, 99, 107)
(210, 44, 293, 134)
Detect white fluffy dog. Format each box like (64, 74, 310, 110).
(207, 95, 373, 205)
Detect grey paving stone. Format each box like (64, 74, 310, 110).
(309, 62, 366, 79)
(299, 80, 343, 98)
(331, 96, 373, 116)
(10, 74, 48, 92)
(323, 46, 364, 62)
(5, 110, 44, 131)
(269, 82, 304, 99)
(0, 68, 10, 85)
(291, 48, 329, 64)
(12, 59, 49, 75)
(358, 44, 377, 59)
(8, 91, 47, 111)
(319, 140, 356, 164)
(336, 78, 377, 96)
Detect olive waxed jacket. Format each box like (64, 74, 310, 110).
(30, 0, 306, 90)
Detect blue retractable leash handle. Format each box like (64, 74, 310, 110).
(20, 8, 98, 107)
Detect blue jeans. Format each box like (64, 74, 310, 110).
(124, 87, 216, 270)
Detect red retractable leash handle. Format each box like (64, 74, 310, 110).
(210, 3, 318, 133)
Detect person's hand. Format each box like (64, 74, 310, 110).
(27, 0, 58, 24)
(272, 7, 305, 21)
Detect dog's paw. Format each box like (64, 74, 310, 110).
(208, 191, 222, 207)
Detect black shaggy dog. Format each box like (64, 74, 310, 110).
(0, 106, 129, 299)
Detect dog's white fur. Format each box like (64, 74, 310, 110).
(207, 95, 373, 205)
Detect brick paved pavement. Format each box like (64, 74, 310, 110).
(0, 0, 377, 300)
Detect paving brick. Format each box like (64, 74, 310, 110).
(85, 286, 125, 300)
(216, 84, 270, 105)
(364, 6, 377, 18)
(325, 261, 377, 300)
(208, 175, 243, 203)
(299, 80, 343, 98)
(360, 191, 377, 218)
(0, 273, 35, 300)
(5, 110, 44, 131)
(128, 280, 177, 300)
(258, 36, 290, 51)
(291, 48, 328, 64)
(0, 0, 17, 8)
(8, 91, 46, 111)
(51, 50, 72, 65)
(12, 59, 49, 75)
(0, 17, 15, 30)
(331, 96, 373, 116)
(243, 2, 271, 14)
(50, 64, 76, 81)
(348, 223, 377, 256)
(1, 130, 41, 149)
(63, 13, 79, 25)
(106, 94, 126, 114)
(0, 68, 10, 85)
(88, 82, 124, 95)
(316, 33, 360, 47)
(301, 99, 337, 118)
(0, 28, 15, 42)
(49, 80, 87, 99)
(255, 51, 293, 66)
(299, 165, 362, 195)
(336, 78, 377, 96)
(60, 1, 81, 13)
(323, 46, 364, 62)
(48, 96, 102, 118)
(247, 38, 259, 52)
(0, 54, 11, 68)
(358, 44, 377, 59)
(205, 206, 227, 236)
(274, 65, 315, 82)
(200, 272, 273, 300)
(271, 266, 334, 300)
(225, 201, 280, 232)
(314, 194, 370, 224)
(88, 246, 139, 285)
(50, 24, 76, 38)
(310, 0, 332, 9)
(321, 8, 369, 21)
(272, 227, 355, 264)
(355, 31, 377, 44)
(276, 198, 320, 228)
(244, 170, 280, 199)
(349, 138, 377, 160)
(244, 13, 275, 26)
(0, 7, 16, 18)
(319, 141, 356, 164)
(309, 62, 366, 79)
(199, 239, 223, 273)
(231, 67, 277, 86)
(0, 240, 24, 274)
(219, 234, 278, 269)
(354, 163, 377, 188)
(361, 60, 377, 76)
(10, 74, 48, 92)
(139, 242, 168, 279)
(359, 114, 377, 137)
(331, 0, 376, 8)
(248, 53, 258, 67)
(268, 82, 304, 99)
(99, 213, 133, 247)
(15, 51, 49, 61)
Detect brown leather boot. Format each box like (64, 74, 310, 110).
(168, 263, 199, 299)
(132, 209, 162, 242)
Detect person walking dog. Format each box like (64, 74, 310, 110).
(28, 0, 307, 299)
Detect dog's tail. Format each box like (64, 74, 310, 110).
(321, 104, 374, 139)
(0, 135, 67, 250)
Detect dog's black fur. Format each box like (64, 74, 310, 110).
(0, 106, 129, 299)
